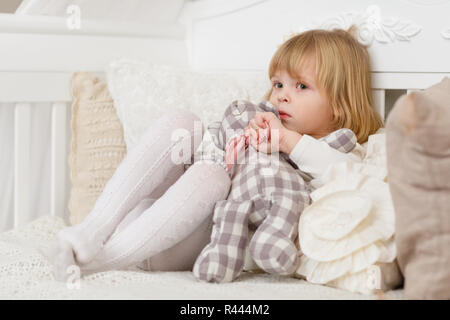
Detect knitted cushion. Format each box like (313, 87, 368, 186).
(68, 72, 126, 225)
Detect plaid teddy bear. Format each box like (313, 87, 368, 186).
(192, 100, 357, 283)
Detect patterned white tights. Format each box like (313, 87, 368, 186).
(52, 109, 231, 281)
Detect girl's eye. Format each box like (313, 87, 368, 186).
(297, 83, 307, 90)
(273, 82, 282, 89)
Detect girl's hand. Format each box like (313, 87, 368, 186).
(244, 112, 286, 154)
(224, 135, 247, 172)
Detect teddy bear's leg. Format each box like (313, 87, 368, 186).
(249, 191, 308, 275)
(193, 199, 254, 283)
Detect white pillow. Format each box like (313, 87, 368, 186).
(106, 58, 270, 150)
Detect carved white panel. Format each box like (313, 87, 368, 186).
(442, 27, 450, 39)
(402, 0, 450, 5)
(185, 0, 450, 72)
(298, 5, 422, 46)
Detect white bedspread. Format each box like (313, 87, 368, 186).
(0, 215, 404, 300)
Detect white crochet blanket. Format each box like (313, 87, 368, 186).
(0, 215, 404, 300)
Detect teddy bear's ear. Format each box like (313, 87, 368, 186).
(259, 100, 279, 118)
(319, 128, 357, 153)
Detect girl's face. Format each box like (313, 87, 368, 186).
(269, 56, 334, 139)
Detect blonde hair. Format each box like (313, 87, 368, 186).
(265, 26, 383, 144)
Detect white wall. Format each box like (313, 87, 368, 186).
(14, 0, 187, 25)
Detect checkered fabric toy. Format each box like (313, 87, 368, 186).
(192, 100, 357, 283)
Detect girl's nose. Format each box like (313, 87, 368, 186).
(278, 90, 290, 103)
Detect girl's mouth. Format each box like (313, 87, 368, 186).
(279, 111, 291, 119)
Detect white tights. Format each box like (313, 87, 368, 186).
(53, 109, 231, 280)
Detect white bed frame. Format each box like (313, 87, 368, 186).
(1, 0, 449, 230)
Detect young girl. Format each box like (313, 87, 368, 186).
(52, 26, 382, 281)
(245, 27, 382, 164)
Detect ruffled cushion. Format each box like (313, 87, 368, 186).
(295, 131, 403, 294)
(309, 190, 372, 241)
(297, 239, 397, 284)
(301, 174, 395, 262)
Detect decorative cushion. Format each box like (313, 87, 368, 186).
(294, 130, 403, 295)
(68, 72, 127, 225)
(385, 77, 450, 299)
(106, 59, 269, 150)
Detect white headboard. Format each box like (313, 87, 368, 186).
(0, 0, 449, 230)
(182, 0, 450, 76)
(180, 0, 450, 118)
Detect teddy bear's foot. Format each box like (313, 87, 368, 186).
(192, 200, 254, 283)
(249, 230, 299, 275)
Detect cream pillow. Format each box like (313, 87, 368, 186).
(106, 59, 269, 150)
(69, 72, 127, 225)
